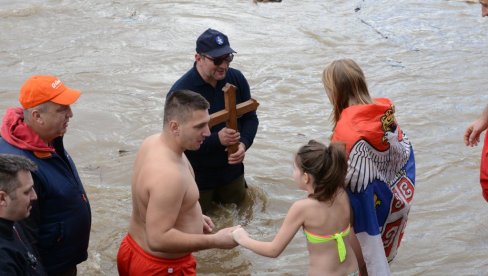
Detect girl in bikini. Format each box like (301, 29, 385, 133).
(232, 140, 360, 276)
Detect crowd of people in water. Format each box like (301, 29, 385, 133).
(0, 1, 486, 275)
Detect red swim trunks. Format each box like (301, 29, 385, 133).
(117, 234, 196, 276)
(481, 135, 488, 202)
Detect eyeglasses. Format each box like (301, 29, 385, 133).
(201, 53, 234, 66)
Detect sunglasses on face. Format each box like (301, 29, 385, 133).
(201, 53, 234, 66)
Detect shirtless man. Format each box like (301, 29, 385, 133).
(117, 90, 238, 275)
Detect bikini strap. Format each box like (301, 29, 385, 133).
(303, 225, 351, 263)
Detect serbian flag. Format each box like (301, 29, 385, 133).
(331, 98, 416, 276)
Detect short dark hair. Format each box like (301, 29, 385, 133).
(164, 90, 210, 126)
(0, 154, 37, 196)
(295, 140, 348, 202)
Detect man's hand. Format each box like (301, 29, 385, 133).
(464, 119, 488, 147)
(202, 215, 214, 234)
(213, 226, 240, 249)
(218, 127, 240, 146)
(465, 106, 488, 147)
(228, 143, 246, 164)
(480, 0, 488, 17)
(465, 123, 482, 147)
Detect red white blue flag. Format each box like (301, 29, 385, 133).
(331, 98, 416, 276)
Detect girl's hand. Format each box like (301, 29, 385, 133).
(232, 225, 249, 243)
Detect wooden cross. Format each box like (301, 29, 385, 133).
(208, 83, 259, 155)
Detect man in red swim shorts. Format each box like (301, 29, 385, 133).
(118, 234, 196, 275)
(116, 91, 238, 276)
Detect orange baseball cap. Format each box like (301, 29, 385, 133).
(19, 75, 81, 109)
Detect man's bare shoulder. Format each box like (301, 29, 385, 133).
(133, 134, 185, 190)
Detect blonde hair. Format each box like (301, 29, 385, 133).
(322, 59, 373, 129)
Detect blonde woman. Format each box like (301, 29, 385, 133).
(323, 59, 416, 276)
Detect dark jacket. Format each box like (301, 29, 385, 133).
(0, 137, 91, 275)
(169, 63, 259, 190)
(0, 218, 47, 275)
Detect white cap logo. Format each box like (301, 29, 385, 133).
(51, 79, 62, 89)
(215, 35, 224, 45)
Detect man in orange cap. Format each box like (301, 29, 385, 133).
(0, 75, 91, 276)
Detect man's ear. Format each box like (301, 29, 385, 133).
(30, 109, 43, 125)
(0, 191, 8, 207)
(195, 53, 203, 62)
(169, 120, 180, 136)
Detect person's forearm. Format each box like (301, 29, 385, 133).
(239, 238, 282, 258)
(147, 229, 217, 253)
(474, 105, 488, 133)
(480, 105, 488, 122)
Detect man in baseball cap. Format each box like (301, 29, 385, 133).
(18, 75, 81, 109)
(168, 28, 259, 213)
(196, 28, 236, 58)
(0, 75, 91, 275)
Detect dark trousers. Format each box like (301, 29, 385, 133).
(52, 266, 77, 276)
(199, 175, 247, 212)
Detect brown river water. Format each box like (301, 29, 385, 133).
(1, 0, 487, 275)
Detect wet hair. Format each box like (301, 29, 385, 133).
(322, 59, 373, 129)
(163, 90, 210, 126)
(0, 154, 37, 197)
(295, 140, 348, 202)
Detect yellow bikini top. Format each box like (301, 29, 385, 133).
(303, 225, 351, 263)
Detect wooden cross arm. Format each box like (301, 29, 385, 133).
(208, 99, 260, 128)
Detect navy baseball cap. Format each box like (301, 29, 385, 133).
(196, 28, 236, 58)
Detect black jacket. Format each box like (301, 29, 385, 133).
(0, 218, 46, 275)
(169, 64, 259, 190)
(0, 136, 91, 275)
